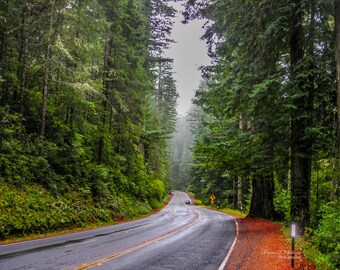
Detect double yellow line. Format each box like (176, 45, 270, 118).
(75, 203, 201, 270)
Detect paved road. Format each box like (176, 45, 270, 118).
(0, 191, 236, 270)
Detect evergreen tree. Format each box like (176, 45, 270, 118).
(334, 0, 340, 199)
(184, 0, 337, 228)
(0, 0, 178, 238)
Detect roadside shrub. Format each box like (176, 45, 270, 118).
(303, 242, 336, 270)
(0, 181, 97, 239)
(312, 202, 340, 268)
(194, 199, 203, 205)
(148, 178, 166, 200)
(273, 179, 290, 221)
(0, 179, 158, 240)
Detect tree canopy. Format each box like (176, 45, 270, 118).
(0, 0, 178, 239)
(182, 0, 339, 267)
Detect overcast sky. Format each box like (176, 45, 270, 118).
(164, 2, 210, 115)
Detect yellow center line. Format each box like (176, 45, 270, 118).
(75, 206, 201, 270)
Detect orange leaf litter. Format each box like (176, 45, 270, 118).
(224, 217, 316, 270)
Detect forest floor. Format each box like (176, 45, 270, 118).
(224, 214, 316, 270)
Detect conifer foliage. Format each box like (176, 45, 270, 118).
(184, 0, 338, 266)
(0, 0, 178, 239)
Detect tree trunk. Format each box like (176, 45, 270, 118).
(245, 108, 276, 218)
(98, 38, 112, 163)
(157, 61, 163, 114)
(248, 133, 276, 220)
(0, 0, 9, 107)
(248, 172, 275, 219)
(290, 0, 312, 233)
(17, 1, 31, 113)
(41, 0, 55, 137)
(334, 0, 340, 199)
(233, 176, 237, 209)
(237, 176, 243, 211)
(236, 113, 244, 210)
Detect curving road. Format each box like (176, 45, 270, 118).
(0, 191, 236, 270)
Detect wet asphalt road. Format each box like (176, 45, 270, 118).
(0, 191, 236, 270)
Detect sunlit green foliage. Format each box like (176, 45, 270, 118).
(0, 180, 152, 239)
(0, 0, 177, 239)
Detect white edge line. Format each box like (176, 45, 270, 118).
(158, 192, 176, 214)
(217, 212, 239, 270)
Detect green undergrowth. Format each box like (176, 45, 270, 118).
(217, 208, 247, 218)
(203, 206, 247, 219)
(279, 202, 340, 270)
(188, 192, 247, 218)
(187, 192, 202, 205)
(280, 232, 337, 270)
(302, 241, 337, 270)
(0, 180, 166, 241)
(302, 202, 340, 270)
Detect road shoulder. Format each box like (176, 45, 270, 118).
(224, 216, 316, 270)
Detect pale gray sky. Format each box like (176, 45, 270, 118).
(165, 2, 210, 115)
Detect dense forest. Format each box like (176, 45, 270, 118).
(1, 0, 339, 268)
(180, 0, 339, 268)
(168, 105, 198, 190)
(0, 0, 178, 239)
